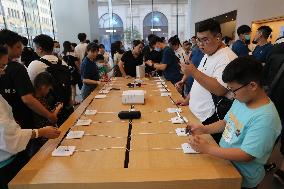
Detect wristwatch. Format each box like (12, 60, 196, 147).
(32, 129, 39, 138)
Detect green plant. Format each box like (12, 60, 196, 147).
(124, 26, 141, 45)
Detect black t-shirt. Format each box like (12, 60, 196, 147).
(145, 48, 163, 74)
(0, 61, 34, 129)
(63, 54, 81, 85)
(148, 50, 162, 63)
(143, 46, 162, 63)
(121, 50, 143, 77)
(143, 45, 151, 61)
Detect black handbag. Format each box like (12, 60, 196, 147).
(211, 93, 233, 120)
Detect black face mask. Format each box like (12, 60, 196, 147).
(252, 40, 258, 45)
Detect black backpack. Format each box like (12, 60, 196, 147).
(39, 58, 72, 106)
(262, 42, 284, 121)
(62, 55, 81, 85)
(211, 94, 233, 120)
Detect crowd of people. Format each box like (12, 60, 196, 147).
(0, 18, 284, 189)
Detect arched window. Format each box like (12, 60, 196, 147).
(99, 13, 123, 51)
(143, 11, 168, 40)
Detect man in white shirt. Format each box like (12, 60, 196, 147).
(74, 33, 88, 62)
(28, 34, 68, 84)
(0, 94, 60, 189)
(180, 19, 237, 142)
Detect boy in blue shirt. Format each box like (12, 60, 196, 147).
(232, 25, 251, 57)
(145, 36, 183, 84)
(187, 56, 281, 189)
(252, 26, 273, 64)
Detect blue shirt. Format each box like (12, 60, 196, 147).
(185, 47, 204, 93)
(161, 46, 183, 84)
(80, 57, 100, 83)
(220, 100, 281, 188)
(252, 43, 273, 63)
(232, 40, 249, 57)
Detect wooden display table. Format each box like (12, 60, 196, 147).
(9, 77, 241, 189)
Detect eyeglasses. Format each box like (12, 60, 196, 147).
(227, 83, 249, 98)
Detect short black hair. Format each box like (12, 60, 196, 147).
(237, 25, 251, 36)
(0, 29, 23, 47)
(34, 72, 54, 90)
(78, 33, 87, 42)
(93, 39, 99, 44)
(222, 56, 264, 86)
(191, 36, 197, 39)
(0, 46, 8, 57)
(86, 42, 99, 53)
(148, 34, 156, 41)
(95, 54, 104, 61)
(53, 40, 59, 44)
(197, 19, 221, 35)
(63, 41, 72, 55)
(33, 34, 54, 53)
(149, 36, 163, 47)
(258, 26, 272, 39)
(99, 44, 105, 49)
(71, 43, 77, 48)
(183, 40, 189, 45)
(133, 40, 142, 47)
(22, 37, 29, 46)
(168, 35, 181, 46)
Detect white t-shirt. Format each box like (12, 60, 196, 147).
(0, 94, 32, 163)
(74, 42, 88, 62)
(189, 47, 237, 122)
(27, 55, 68, 84)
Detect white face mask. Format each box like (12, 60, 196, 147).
(54, 48, 60, 54)
(155, 47, 161, 52)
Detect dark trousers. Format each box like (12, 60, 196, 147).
(57, 105, 74, 126)
(202, 112, 223, 143)
(77, 79, 83, 90)
(26, 138, 47, 158)
(0, 151, 29, 189)
(280, 124, 284, 156)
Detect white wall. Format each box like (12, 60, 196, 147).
(88, 0, 99, 41)
(189, 0, 284, 37)
(53, 0, 99, 45)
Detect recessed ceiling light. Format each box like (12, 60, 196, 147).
(225, 15, 228, 18)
